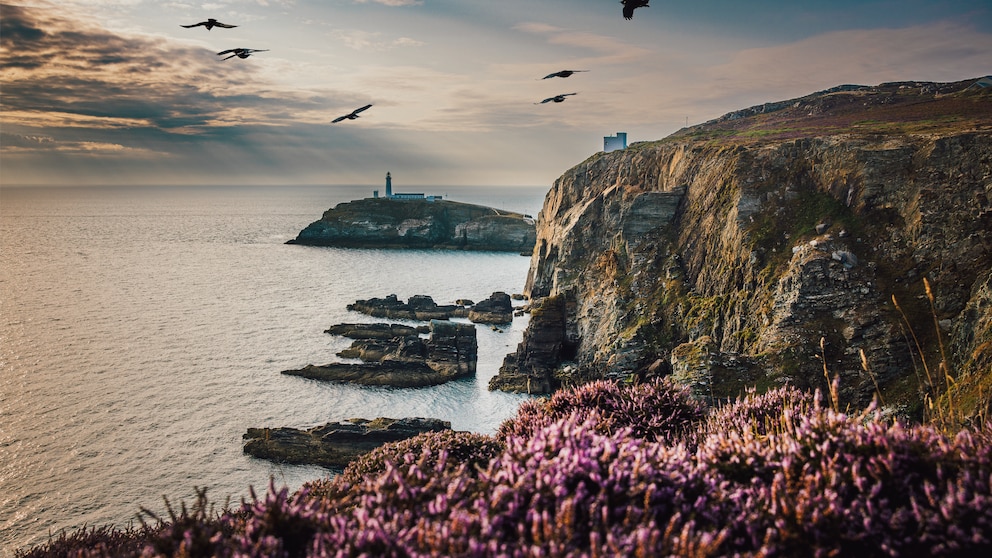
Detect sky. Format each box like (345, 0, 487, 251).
(1, 1, 990, 188)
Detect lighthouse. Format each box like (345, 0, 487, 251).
(385, 171, 393, 197)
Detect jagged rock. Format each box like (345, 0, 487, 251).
(243, 417, 450, 468)
(504, 76, 992, 417)
(347, 294, 469, 321)
(348, 292, 518, 325)
(467, 291, 514, 324)
(284, 320, 477, 387)
(287, 197, 536, 252)
(489, 295, 578, 394)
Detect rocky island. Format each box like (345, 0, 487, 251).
(492, 76, 992, 422)
(287, 180, 537, 252)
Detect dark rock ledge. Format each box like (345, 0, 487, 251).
(243, 417, 450, 468)
(283, 319, 478, 388)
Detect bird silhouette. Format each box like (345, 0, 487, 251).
(542, 70, 589, 79)
(217, 48, 268, 60)
(621, 0, 650, 20)
(332, 104, 373, 123)
(536, 93, 577, 104)
(182, 19, 237, 30)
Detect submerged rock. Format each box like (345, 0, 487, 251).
(243, 417, 450, 468)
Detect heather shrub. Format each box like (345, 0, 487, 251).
(703, 384, 814, 437)
(476, 412, 727, 556)
(14, 525, 146, 558)
(497, 378, 707, 444)
(333, 429, 502, 487)
(18, 381, 992, 557)
(695, 397, 992, 555)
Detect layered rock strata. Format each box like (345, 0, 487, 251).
(243, 417, 450, 468)
(493, 77, 992, 418)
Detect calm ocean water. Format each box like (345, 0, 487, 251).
(0, 184, 547, 555)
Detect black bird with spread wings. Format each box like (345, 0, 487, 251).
(182, 19, 237, 30)
(542, 70, 588, 79)
(332, 104, 373, 123)
(217, 48, 268, 60)
(621, 0, 650, 20)
(536, 93, 577, 104)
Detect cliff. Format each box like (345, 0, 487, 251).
(288, 197, 536, 252)
(497, 77, 992, 419)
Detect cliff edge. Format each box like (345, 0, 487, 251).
(496, 76, 992, 420)
(288, 197, 536, 252)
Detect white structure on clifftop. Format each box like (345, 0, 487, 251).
(373, 172, 442, 201)
(604, 132, 627, 152)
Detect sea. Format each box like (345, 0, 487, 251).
(0, 184, 548, 555)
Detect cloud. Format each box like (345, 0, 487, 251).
(513, 21, 652, 64)
(353, 0, 422, 6)
(0, 3, 341, 151)
(331, 29, 424, 51)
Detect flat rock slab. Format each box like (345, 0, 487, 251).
(324, 323, 429, 339)
(243, 417, 451, 468)
(283, 361, 448, 388)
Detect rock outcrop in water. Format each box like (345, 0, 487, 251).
(287, 197, 536, 252)
(347, 292, 516, 325)
(493, 77, 992, 419)
(284, 319, 478, 387)
(243, 417, 450, 468)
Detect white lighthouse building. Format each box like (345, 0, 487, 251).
(372, 172, 442, 201)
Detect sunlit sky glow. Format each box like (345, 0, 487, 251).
(1, 0, 990, 187)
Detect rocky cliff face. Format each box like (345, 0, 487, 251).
(289, 198, 536, 252)
(499, 77, 992, 418)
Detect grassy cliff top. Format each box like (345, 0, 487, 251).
(651, 76, 992, 147)
(322, 197, 533, 222)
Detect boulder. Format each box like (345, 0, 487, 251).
(468, 291, 514, 324)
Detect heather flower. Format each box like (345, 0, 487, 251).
(497, 378, 707, 445)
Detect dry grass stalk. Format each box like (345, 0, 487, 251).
(820, 337, 839, 412)
(860, 348, 884, 406)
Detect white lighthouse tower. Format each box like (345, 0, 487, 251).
(385, 171, 393, 197)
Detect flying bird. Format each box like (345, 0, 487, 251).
(621, 0, 650, 20)
(217, 48, 268, 60)
(332, 104, 373, 123)
(536, 93, 577, 104)
(542, 70, 589, 79)
(182, 19, 237, 30)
